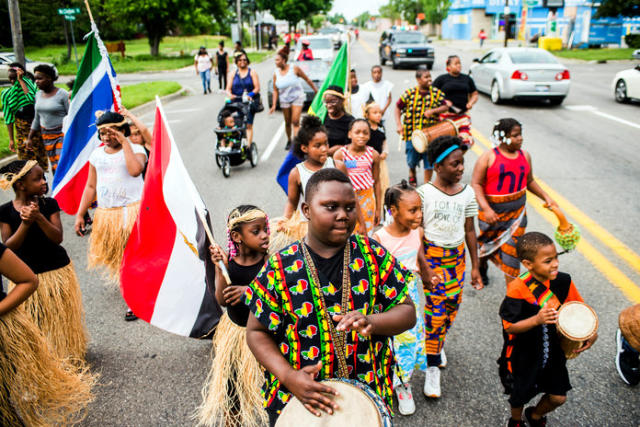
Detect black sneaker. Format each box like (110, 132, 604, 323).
(524, 407, 547, 427)
(480, 261, 489, 287)
(125, 309, 138, 321)
(506, 418, 525, 427)
(284, 140, 291, 151)
(616, 328, 640, 386)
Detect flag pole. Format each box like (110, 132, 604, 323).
(84, 0, 94, 24)
(155, 96, 232, 285)
(345, 34, 352, 114)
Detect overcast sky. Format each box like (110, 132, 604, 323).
(329, 0, 388, 21)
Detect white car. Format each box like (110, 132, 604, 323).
(0, 52, 57, 83)
(469, 47, 570, 105)
(612, 64, 640, 103)
(294, 36, 334, 63)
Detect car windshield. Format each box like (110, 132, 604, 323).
(318, 28, 339, 34)
(394, 33, 427, 44)
(294, 61, 329, 80)
(302, 38, 332, 50)
(509, 50, 558, 64)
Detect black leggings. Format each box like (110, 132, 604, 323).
(218, 68, 227, 90)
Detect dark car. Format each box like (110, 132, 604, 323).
(379, 31, 434, 70)
(267, 60, 329, 110)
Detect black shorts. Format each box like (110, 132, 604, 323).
(509, 362, 572, 408)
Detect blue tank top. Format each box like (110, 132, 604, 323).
(231, 68, 255, 96)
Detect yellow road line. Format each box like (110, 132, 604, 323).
(471, 128, 640, 277)
(469, 128, 640, 303)
(358, 37, 374, 54)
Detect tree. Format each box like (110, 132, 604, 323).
(422, 0, 450, 26)
(354, 11, 371, 28)
(379, 3, 401, 21)
(328, 13, 346, 25)
(257, 0, 332, 30)
(310, 14, 326, 30)
(595, 0, 639, 17)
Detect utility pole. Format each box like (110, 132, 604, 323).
(7, 0, 26, 66)
(236, 0, 243, 44)
(504, 0, 510, 47)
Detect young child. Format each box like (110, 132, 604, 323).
(499, 232, 597, 427)
(372, 181, 439, 416)
(218, 111, 240, 151)
(333, 119, 381, 235)
(0, 243, 94, 425)
(74, 111, 146, 320)
(418, 135, 483, 398)
(245, 168, 416, 426)
(0, 160, 88, 361)
(471, 118, 557, 286)
(364, 102, 390, 199)
(197, 205, 270, 427)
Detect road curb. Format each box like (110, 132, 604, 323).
(0, 86, 189, 169)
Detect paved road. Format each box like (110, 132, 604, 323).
(5, 31, 638, 426)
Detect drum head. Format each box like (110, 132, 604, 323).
(276, 379, 387, 427)
(558, 302, 598, 340)
(411, 130, 427, 154)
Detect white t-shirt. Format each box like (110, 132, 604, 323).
(364, 80, 394, 121)
(350, 86, 370, 119)
(195, 54, 213, 72)
(418, 183, 478, 248)
(89, 144, 147, 208)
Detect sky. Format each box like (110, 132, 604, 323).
(329, 0, 388, 21)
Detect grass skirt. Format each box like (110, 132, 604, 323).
(379, 158, 390, 199)
(269, 211, 307, 255)
(0, 307, 95, 426)
(195, 314, 266, 427)
(9, 262, 88, 362)
(88, 202, 140, 282)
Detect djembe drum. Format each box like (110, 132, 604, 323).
(411, 117, 470, 153)
(556, 301, 598, 359)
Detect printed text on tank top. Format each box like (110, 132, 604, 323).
(484, 147, 530, 196)
(340, 146, 375, 191)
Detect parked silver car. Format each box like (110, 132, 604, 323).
(0, 52, 57, 83)
(469, 47, 570, 105)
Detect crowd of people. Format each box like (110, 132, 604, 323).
(0, 40, 638, 427)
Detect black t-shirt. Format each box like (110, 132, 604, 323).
(0, 198, 70, 274)
(0, 243, 6, 301)
(324, 113, 354, 148)
(432, 73, 477, 113)
(368, 127, 386, 154)
(216, 51, 228, 70)
(226, 257, 266, 327)
(307, 244, 344, 303)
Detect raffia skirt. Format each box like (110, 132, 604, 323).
(0, 307, 95, 426)
(269, 210, 307, 255)
(9, 262, 88, 362)
(195, 314, 266, 427)
(88, 201, 140, 282)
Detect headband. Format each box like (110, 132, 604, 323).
(323, 90, 345, 100)
(96, 119, 128, 130)
(226, 208, 269, 258)
(0, 160, 38, 190)
(363, 101, 379, 116)
(435, 145, 460, 164)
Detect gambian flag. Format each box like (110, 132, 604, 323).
(276, 40, 350, 193)
(52, 23, 121, 214)
(120, 99, 222, 338)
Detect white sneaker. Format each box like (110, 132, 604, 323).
(395, 383, 416, 415)
(439, 349, 447, 368)
(423, 366, 441, 398)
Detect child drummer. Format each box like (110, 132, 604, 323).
(245, 168, 416, 425)
(499, 232, 597, 427)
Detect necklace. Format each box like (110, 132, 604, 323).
(301, 241, 351, 379)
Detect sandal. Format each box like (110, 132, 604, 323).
(125, 309, 138, 321)
(409, 176, 417, 187)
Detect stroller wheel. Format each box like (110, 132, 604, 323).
(249, 143, 259, 167)
(221, 156, 231, 178)
(215, 153, 222, 168)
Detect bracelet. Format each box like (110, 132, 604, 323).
(248, 91, 255, 97)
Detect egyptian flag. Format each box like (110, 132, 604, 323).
(120, 98, 222, 338)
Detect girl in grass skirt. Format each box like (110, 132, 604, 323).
(0, 242, 94, 425)
(74, 111, 147, 320)
(196, 205, 270, 427)
(0, 160, 88, 361)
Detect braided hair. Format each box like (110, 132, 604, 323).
(426, 135, 467, 165)
(491, 118, 522, 146)
(384, 179, 417, 211)
(292, 115, 328, 159)
(226, 204, 269, 258)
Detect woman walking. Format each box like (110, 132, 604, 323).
(269, 48, 317, 150)
(322, 85, 354, 156)
(215, 41, 229, 93)
(195, 47, 213, 95)
(226, 52, 260, 145)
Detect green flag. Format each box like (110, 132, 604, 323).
(307, 41, 349, 122)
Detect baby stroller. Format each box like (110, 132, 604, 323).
(213, 101, 258, 178)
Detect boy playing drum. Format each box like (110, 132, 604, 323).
(498, 232, 597, 427)
(245, 168, 416, 426)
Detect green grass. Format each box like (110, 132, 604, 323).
(0, 119, 11, 159)
(25, 35, 272, 76)
(553, 48, 636, 61)
(120, 81, 182, 109)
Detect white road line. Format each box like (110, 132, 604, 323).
(564, 105, 640, 129)
(164, 108, 201, 114)
(260, 123, 285, 162)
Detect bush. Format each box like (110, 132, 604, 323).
(625, 33, 640, 48)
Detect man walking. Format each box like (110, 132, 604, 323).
(363, 65, 393, 128)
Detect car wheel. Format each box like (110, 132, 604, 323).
(249, 143, 258, 167)
(490, 81, 502, 104)
(615, 79, 629, 103)
(221, 156, 231, 178)
(392, 58, 398, 70)
(548, 96, 565, 106)
(380, 54, 386, 65)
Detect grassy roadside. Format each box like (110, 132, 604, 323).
(553, 48, 635, 61)
(0, 80, 182, 159)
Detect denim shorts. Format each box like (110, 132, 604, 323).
(405, 140, 432, 170)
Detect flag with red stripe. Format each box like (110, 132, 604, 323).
(120, 99, 221, 337)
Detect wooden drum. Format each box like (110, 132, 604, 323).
(411, 117, 470, 153)
(275, 378, 392, 427)
(556, 301, 598, 359)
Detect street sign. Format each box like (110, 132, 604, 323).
(57, 7, 80, 15)
(65, 15, 76, 21)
